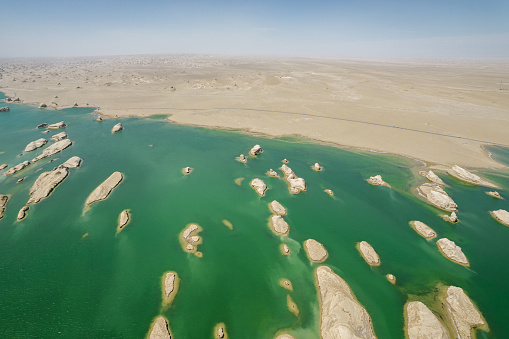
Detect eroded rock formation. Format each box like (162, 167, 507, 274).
(420, 170, 445, 186)
(417, 184, 458, 212)
(111, 123, 123, 133)
(162, 271, 179, 307)
(85, 171, 123, 208)
(249, 144, 263, 157)
(357, 241, 380, 266)
(490, 209, 509, 227)
(179, 223, 203, 257)
(280, 164, 306, 194)
(250, 178, 267, 196)
(405, 301, 449, 339)
(444, 286, 487, 339)
(51, 131, 67, 142)
(24, 138, 48, 152)
(269, 200, 287, 215)
(304, 239, 328, 263)
(269, 215, 290, 236)
(437, 238, 469, 266)
(410, 221, 437, 239)
(315, 266, 376, 339)
(27, 167, 69, 204)
(47, 121, 66, 129)
(0, 195, 8, 220)
(367, 174, 390, 187)
(117, 209, 130, 232)
(5, 161, 31, 176)
(448, 165, 498, 188)
(147, 316, 172, 339)
(31, 139, 72, 162)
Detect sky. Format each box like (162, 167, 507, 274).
(2, 0, 509, 58)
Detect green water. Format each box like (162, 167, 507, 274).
(1, 96, 509, 338)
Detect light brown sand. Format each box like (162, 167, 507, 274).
(2, 55, 508, 167)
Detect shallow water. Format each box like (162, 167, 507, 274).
(1, 95, 509, 338)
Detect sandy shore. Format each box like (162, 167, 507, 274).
(1, 55, 508, 167)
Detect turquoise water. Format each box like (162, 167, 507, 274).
(1, 96, 509, 338)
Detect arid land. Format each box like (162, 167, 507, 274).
(1, 55, 508, 168)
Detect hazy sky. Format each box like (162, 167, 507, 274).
(2, 0, 508, 58)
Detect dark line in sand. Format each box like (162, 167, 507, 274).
(109, 107, 509, 148)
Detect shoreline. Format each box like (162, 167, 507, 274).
(4, 91, 508, 172)
(1, 56, 508, 169)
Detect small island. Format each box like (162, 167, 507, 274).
(250, 178, 267, 196)
(357, 241, 381, 266)
(367, 174, 390, 187)
(147, 316, 172, 339)
(490, 209, 509, 227)
(409, 220, 437, 239)
(304, 239, 328, 263)
(161, 271, 180, 308)
(405, 301, 449, 339)
(437, 238, 469, 266)
(315, 266, 377, 338)
(269, 215, 290, 236)
(85, 171, 123, 210)
(179, 223, 203, 257)
(117, 209, 131, 233)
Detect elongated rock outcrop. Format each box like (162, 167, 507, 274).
(51, 131, 67, 142)
(17, 206, 29, 221)
(0, 106, 10, 112)
(304, 239, 328, 263)
(85, 171, 123, 208)
(179, 223, 203, 256)
(47, 121, 66, 129)
(367, 175, 390, 187)
(249, 144, 263, 157)
(267, 169, 279, 177)
(162, 271, 180, 307)
(486, 191, 502, 199)
(27, 167, 69, 204)
(312, 163, 323, 171)
(117, 209, 130, 232)
(410, 221, 437, 239)
(490, 209, 509, 227)
(269, 200, 287, 215)
(417, 184, 457, 211)
(59, 156, 82, 169)
(111, 123, 123, 133)
(269, 215, 290, 236)
(250, 178, 267, 196)
(280, 164, 306, 194)
(444, 286, 487, 339)
(405, 301, 449, 339)
(235, 154, 247, 163)
(0, 195, 8, 220)
(357, 241, 381, 266)
(5, 161, 30, 176)
(31, 139, 72, 162)
(441, 211, 458, 223)
(448, 165, 498, 188)
(147, 316, 172, 339)
(315, 266, 376, 339)
(0, 164, 7, 170)
(437, 238, 469, 266)
(214, 323, 228, 339)
(24, 138, 48, 152)
(421, 170, 445, 186)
